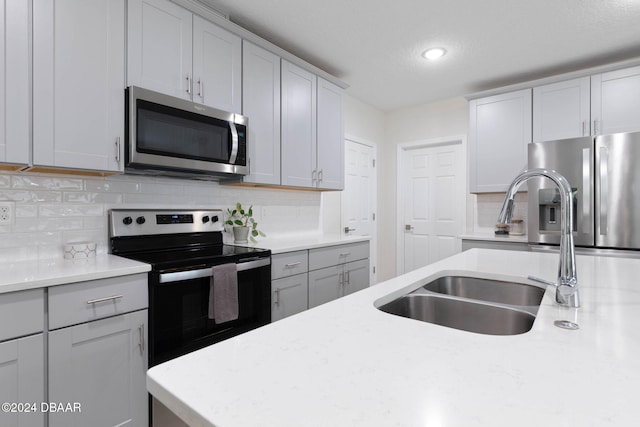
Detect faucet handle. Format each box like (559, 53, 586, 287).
(527, 275, 556, 287)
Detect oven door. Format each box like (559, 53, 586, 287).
(148, 257, 270, 367)
(126, 86, 248, 176)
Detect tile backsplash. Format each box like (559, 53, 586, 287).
(0, 172, 322, 261)
(472, 192, 529, 233)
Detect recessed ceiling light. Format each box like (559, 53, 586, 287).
(422, 47, 447, 61)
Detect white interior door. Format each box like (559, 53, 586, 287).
(399, 139, 464, 274)
(341, 138, 377, 284)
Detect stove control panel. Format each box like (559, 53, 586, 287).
(110, 209, 225, 237)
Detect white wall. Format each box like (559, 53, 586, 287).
(380, 97, 469, 280)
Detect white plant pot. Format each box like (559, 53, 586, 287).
(233, 226, 250, 243)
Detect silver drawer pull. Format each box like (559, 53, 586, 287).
(86, 295, 123, 305)
(339, 252, 351, 257)
(284, 262, 301, 268)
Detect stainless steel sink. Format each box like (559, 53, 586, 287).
(378, 294, 535, 335)
(376, 276, 545, 335)
(422, 276, 545, 307)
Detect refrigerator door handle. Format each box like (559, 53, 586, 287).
(599, 146, 608, 235)
(582, 148, 590, 230)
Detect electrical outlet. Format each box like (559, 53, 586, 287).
(0, 202, 15, 225)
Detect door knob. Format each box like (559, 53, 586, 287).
(344, 227, 356, 234)
(405, 224, 414, 231)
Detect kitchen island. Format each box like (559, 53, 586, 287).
(147, 249, 640, 426)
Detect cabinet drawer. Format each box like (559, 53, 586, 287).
(49, 274, 148, 330)
(308, 241, 369, 271)
(271, 251, 309, 279)
(0, 289, 44, 341)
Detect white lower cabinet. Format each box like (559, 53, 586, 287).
(271, 242, 370, 318)
(0, 334, 45, 427)
(47, 274, 149, 427)
(308, 259, 369, 309)
(48, 309, 148, 427)
(271, 273, 308, 322)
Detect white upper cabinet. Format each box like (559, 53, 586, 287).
(242, 41, 281, 185)
(127, 0, 192, 100)
(193, 16, 241, 112)
(33, 0, 125, 172)
(316, 77, 345, 190)
(128, 0, 241, 113)
(533, 76, 591, 142)
(469, 89, 532, 193)
(281, 61, 345, 190)
(281, 60, 317, 188)
(0, 0, 30, 168)
(591, 65, 640, 135)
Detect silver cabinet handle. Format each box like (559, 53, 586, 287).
(318, 169, 323, 183)
(274, 288, 280, 306)
(284, 262, 301, 268)
(311, 170, 318, 185)
(139, 324, 145, 355)
(582, 121, 587, 136)
(339, 252, 351, 257)
(229, 122, 239, 164)
(344, 227, 356, 234)
(599, 146, 608, 235)
(86, 294, 123, 305)
(186, 74, 192, 94)
(345, 271, 351, 284)
(197, 79, 203, 98)
(593, 119, 599, 136)
(115, 137, 121, 163)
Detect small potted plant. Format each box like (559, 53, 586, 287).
(226, 202, 266, 243)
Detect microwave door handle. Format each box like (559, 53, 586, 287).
(229, 122, 239, 164)
(158, 258, 270, 283)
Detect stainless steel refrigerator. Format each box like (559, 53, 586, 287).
(528, 131, 640, 251)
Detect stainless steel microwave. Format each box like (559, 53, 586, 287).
(125, 86, 248, 180)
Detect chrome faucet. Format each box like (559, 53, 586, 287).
(497, 168, 580, 308)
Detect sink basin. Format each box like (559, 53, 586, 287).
(378, 294, 535, 336)
(422, 276, 544, 307)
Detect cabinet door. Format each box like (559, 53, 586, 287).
(0, 0, 29, 167)
(316, 78, 345, 190)
(127, 0, 192, 99)
(33, 0, 125, 172)
(343, 259, 370, 296)
(533, 77, 590, 142)
(272, 273, 308, 321)
(308, 265, 342, 308)
(592, 65, 640, 135)
(193, 16, 241, 113)
(469, 89, 532, 193)
(48, 310, 148, 427)
(242, 41, 281, 185)
(281, 60, 317, 188)
(0, 334, 45, 427)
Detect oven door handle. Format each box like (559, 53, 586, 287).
(158, 258, 270, 283)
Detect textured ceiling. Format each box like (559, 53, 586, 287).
(200, 0, 640, 111)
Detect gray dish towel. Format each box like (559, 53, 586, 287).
(208, 263, 239, 324)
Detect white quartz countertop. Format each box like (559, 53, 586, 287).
(0, 255, 151, 294)
(147, 248, 640, 426)
(229, 232, 371, 254)
(459, 232, 529, 243)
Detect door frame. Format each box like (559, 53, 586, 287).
(396, 135, 467, 275)
(343, 134, 378, 285)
